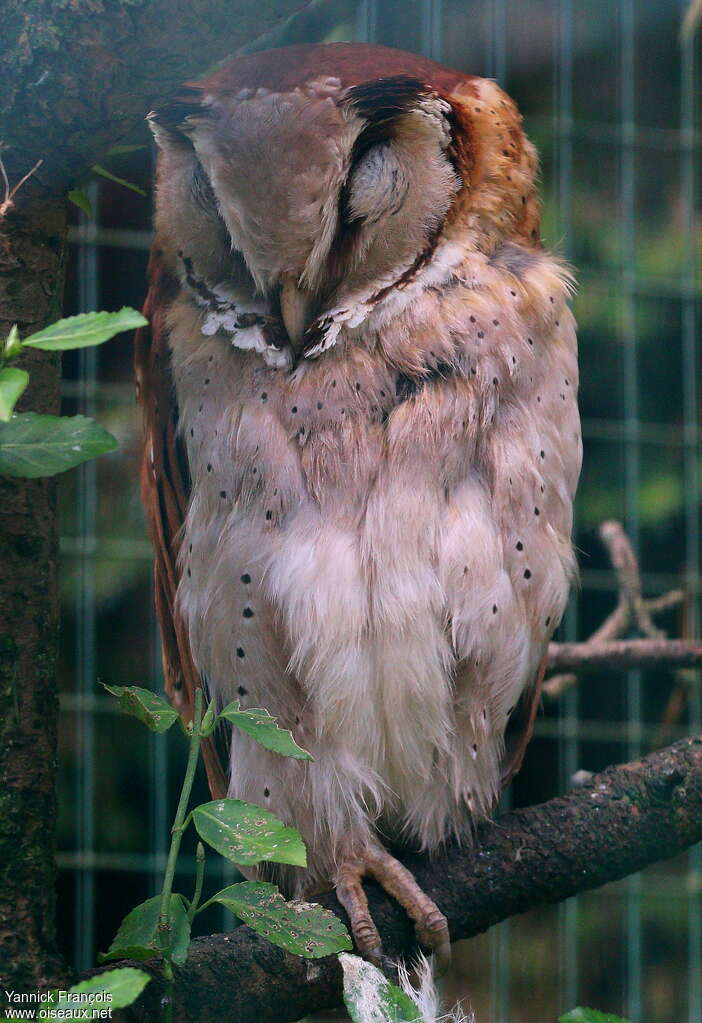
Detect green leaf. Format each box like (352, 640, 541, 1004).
(340, 953, 422, 1023)
(559, 1010, 632, 1023)
(208, 881, 351, 958)
(92, 163, 147, 196)
(0, 413, 118, 477)
(22, 307, 147, 351)
(200, 699, 217, 737)
(101, 894, 190, 965)
(3, 324, 21, 360)
(192, 798, 307, 867)
(102, 684, 179, 733)
(0, 368, 28, 421)
(68, 187, 94, 217)
(219, 700, 313, 760)
(37, 968, 150, 1019)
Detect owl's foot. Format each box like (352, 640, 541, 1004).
(336, 860, 384, 966)
(335, 847, 450, 973)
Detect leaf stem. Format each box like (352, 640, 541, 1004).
(158, 689, 203, 1023)
(159, 688, 203, 937)
(188, 843, 206, 924)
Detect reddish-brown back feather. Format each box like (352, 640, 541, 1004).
(135, 248, 227, 798)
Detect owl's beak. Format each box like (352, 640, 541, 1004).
(280, 273, 313, 348)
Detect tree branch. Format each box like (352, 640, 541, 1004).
(113, 734, 702, 1022)
(544, 520, 697, 702)
(547, 638, 702, 673)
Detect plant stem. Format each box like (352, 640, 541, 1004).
(158, 689, 204, 1023)
(159, 688, 203, 936)
(188, 842, 206, 924)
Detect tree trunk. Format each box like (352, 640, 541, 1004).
(0, 198, 67, 990)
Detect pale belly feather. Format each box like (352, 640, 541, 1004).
(167, 250, 581, 891)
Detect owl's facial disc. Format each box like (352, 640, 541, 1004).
(150, 73, 461, 357)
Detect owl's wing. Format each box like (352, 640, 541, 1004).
(500, 652, 547, 789)
(135, 248, 228, 798)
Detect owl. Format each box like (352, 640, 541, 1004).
(136, 42, 581, 968)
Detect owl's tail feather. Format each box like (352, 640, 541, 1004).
(398, 954, 475, 1023)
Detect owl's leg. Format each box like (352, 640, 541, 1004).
(335, 847, 450, 971)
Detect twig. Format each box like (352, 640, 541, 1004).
(543, 520, 693, 702)
(0, 149, 43, 216)
(110, 734, 702, 1022)
(547, 638, 702, 673)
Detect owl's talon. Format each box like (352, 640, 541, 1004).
(367, 945, 384, 969)
(335, 847, 451, 974)
(428, 936, 451, 977)
(335, 861, 384, 964)
(415, 907, 451, 974)
(381, 954, 398, 974)
(365, 847, 451, 971)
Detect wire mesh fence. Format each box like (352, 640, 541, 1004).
(57, 2, 700, 1019)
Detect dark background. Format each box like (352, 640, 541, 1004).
(56, 2, 701, 1020)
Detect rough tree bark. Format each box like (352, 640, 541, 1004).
(0, 0, 312, 994)
(109, 735, 702, 1022)
(0, 199, 66, 993)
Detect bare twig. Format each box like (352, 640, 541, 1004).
(544, 520, 694, 702)
(0, 150, 43, 216)
(548, 638, 702, 673)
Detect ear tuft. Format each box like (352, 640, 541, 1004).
(346, 75, 427, 123)
(345, 75, 456, 173)
(148, 85, 208, 145)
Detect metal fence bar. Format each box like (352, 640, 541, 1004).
(618, 2, 643, 1017)
(680, 7, 702, 1021)
(74, 180, 100, 972)
(555, 0, 579, 1012)
(355, 0, 378, 43)
(420, 0, 443, 62)
(149, 594, 169, 899)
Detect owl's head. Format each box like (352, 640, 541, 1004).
(150, 43, 539, 356)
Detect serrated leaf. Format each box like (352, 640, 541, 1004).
(340, 954, 422, 1023)
(92, 163, 147, 196)
(22, 307, 147, 351)
(0, 368, 28, 420)
(192, 799, 307, 867)
(68, 187, 93, 217)
(219, 700, 313, 760)
(37, 968, 150, 1019)
(210, 881, 351, 958)
(102, 684, 179, 732)
(559, 1010, 631, 1023)
(0, 413, 118, 477)
(101, 894, 190, 965)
